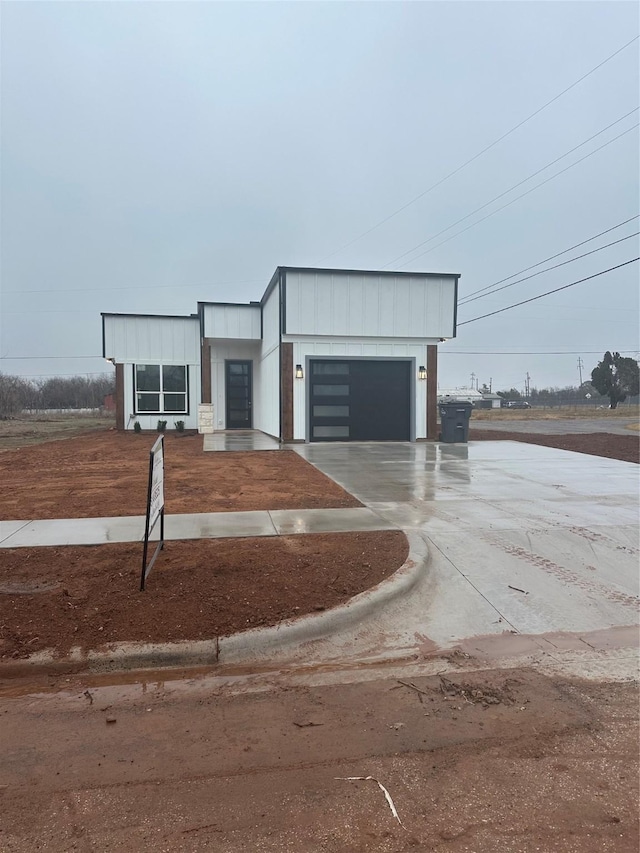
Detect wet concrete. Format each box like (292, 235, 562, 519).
(285, 441, 639, 675)
(0, 507, 394, 548)
(203, 430, 282, 451)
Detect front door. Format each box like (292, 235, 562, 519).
(225, 361, 253, 429)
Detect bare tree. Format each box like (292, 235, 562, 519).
(0, 373, 31, 418)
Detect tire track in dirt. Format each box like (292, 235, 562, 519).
(479, 534, 640, 611)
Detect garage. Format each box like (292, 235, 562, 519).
(309, 359, 412, 442)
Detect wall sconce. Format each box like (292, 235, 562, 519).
(418, 365, 427, 381)
(295, 364, 304, 379)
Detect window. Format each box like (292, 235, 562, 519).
(313, 384, 349, 396)
(313, 425, 350, 438)
(135, 365, 187, 414)
(313, 405, 349, 417)
(312, 362, 350, 375)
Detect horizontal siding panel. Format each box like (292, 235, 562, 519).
(203, 305, 261, 340)
(285, 271, 456, 338)
(104, 316, 200, 364)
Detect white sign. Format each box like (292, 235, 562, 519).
(149, 436, 164, 527)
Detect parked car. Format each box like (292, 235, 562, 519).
(506, 401, 531, 409)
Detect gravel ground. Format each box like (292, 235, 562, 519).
(469, 416, 638, 436)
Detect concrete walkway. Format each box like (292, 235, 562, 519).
(203, 430, 282, 451)
(0, 507, 395, 548)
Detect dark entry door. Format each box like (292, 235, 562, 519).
(309, 360, 411, 441)
(225, 361, 253, 429)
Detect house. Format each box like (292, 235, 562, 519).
(438, 388, 502, 409)
(438, 388, 484, 407)
(102, 266, 459, 442)
(479, 391, 503, 409)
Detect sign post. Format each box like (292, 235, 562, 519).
(140, 435, 165, 591)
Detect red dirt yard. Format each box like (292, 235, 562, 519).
(0, 431, 360, 520)
(0, 429, 406, 660)
(0, 532, 409, 660)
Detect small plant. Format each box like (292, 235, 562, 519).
(133, 421, 142, 433)
(157, 419, 167, 433)
(174, 420, 185, 432)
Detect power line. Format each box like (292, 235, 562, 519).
(458, 258, 639, 326)
(3, 279, 264, 297)
(316, 35, 640, 263)
(459, 216, 639, 303)
(13, 372, 112, 378)
(387, 120, 639, 269)
(391, 124, 639, 268)
(0, 355, 103, 360)
(440, 349, 639, 355)
(458, 230, 639, 307)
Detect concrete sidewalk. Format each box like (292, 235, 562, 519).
(0, 506, 396, 548)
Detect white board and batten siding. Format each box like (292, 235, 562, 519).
(202, 304, 261, 340)
(103, 315, 200, 364)
(103, 314, 201, 430)
(255, 283, 281, 438)
(284, 270, 457, 339)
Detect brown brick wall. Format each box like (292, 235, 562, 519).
(201, 340, 212, 404)
(280, 343, 294, 441)
(426, 345, 438, 440)
(115, 363, 125, 431)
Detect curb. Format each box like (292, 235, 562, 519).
(0, 530, 429, 677)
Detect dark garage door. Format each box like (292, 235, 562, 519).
(309, 360, 411, 442)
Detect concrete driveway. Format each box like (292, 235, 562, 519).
(289, 440, 639, 677)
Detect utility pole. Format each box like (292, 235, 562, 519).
(525, 372, 531, 399)
(470, 372, 476, 390)
(577, 357, 584, 387)
(489, 377, 492, 392)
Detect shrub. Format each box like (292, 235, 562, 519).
(157, 420, 167, 433)
(133, 421, 142, 433)
(174, 420, 185, 432)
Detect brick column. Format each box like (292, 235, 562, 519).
(115, 363, 125, 431)
(280, 343, 294, 441)
(426, 345, 438, 440)
(201, 340, 211, 404)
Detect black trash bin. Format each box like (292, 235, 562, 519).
(439, 401, 473, 443)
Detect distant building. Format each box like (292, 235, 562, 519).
(438, 388, 484, 405)
(437, 388, 502, 409)
(478, 391, 502, 409)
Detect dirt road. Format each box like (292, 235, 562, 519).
(1, 666, 637, 852)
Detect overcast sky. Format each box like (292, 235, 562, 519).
(1, 1, 638, 393)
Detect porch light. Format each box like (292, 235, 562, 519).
(295, 364, 304, 379)
(418, 365, 427, 380)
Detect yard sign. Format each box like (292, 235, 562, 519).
(140, 434, 165, 591)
